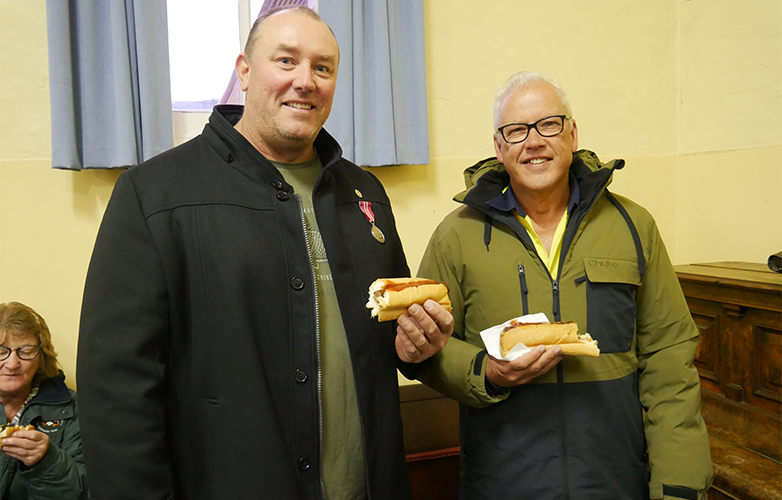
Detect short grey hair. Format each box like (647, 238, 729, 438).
(244, 6, 332, 62)
(493, 71, 573, 129)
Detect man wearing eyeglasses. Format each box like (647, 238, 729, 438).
(415, 71, 713, 500)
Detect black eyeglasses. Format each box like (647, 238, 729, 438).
(496, 115, 571, 144)
(0, 345, 42, 361)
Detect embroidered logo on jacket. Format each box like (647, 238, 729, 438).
(35, 420, 63, 433)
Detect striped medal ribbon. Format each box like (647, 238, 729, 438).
(359, 201, 385, 243)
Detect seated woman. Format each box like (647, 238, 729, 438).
(0, 301, 87, 499)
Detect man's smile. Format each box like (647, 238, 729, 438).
(284, 101, 314, 110)
(523, 157, 551, 165)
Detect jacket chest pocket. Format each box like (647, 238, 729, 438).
(577, 257, 641, 353)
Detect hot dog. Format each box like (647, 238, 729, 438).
(500, 321, 599, 357)
(366, 277, 451, 322)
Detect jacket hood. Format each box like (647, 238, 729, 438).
(455, 149, 619, 203)
(454, 149, 626, 251)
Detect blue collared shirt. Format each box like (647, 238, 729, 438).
(486, 170, 581, 216)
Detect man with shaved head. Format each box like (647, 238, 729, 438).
(78, 7, 452, 500)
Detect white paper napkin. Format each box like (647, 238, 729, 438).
(479, 312, 550, 361)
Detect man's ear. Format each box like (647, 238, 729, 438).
(235, 53, 251, 92)
(570, 119, 579, 153)
(493, 133, 505, 163)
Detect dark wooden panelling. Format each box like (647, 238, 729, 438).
(693, 311, 720, 383)
(400, 383, 460, 500)
(676, 262, 782, 500)
(399, 383, 460, 454)
(406, 448, 460, 500)
(755, 325, 781, 403)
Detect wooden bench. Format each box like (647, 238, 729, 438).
(675, 262, 782, 500)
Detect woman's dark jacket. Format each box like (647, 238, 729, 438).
(77, 105, 411, 500)
(0, 373, 87, 499)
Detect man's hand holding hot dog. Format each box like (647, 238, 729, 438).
(395, 300, 453, 363)
(366, 278, 454, 363)
(486, 345, 563, 387)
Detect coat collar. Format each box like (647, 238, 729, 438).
(202, 105, 344, 185)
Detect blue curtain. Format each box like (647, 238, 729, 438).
(46, 1, 173, 170)
(319, 0, 429, 167)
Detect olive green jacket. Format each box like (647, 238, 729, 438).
(417, 150, 713, 500)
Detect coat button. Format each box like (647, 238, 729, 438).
(272, 180, 283, 189)
(298, 457, 311, 470)
(295, 370, 308, 383)
(291, 277, 305, 290)
(276, 191, 289, 201)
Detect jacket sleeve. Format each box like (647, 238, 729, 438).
(19, 409, 88, 500)
(414, 224, 509, 408)
(635, 222, 713, 499)
(77, 172, 172, 500)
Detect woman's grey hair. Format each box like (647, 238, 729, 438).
(493, 71, 573, 129)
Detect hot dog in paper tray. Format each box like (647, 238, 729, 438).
(481, 313, 600, 360)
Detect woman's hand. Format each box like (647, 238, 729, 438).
(1, 428, 49, 467)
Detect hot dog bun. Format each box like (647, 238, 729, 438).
(500, 321, 599, 357)
(367, 277, 451, 322)
(0, 424, 34, 441)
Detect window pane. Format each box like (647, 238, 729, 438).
(250, 0, 265, 19)
(167, 0, 242, 108)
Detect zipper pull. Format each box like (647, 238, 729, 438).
(551, 279, 560, 319)
(517, 265, 528, 293)
(517, 265, 529, 315)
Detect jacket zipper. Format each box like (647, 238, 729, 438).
(550, 241, 569, 499)
(551, 279, 560, 320)
(519, 229, 569, 499)
(294, 194, 327, 499)
(538, 255, 569, 499)
(557, 361, 570, 500)
(517, 265, 529, 315)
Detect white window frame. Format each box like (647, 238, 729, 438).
(170, 0, 253, 146)
(170, 0, 318, 146)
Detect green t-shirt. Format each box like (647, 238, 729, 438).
(274, 155, 366, 500)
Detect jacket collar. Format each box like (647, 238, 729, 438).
(461, 150, 623, 219)
(486, 170, 581, 217)
(31, 372, 71, 405)
(458, 150, 625, 253)
(202, 105, 344, 184)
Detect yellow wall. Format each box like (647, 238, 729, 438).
(1, 0, 780, 387)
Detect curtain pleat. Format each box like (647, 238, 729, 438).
(46, 0, 173, 170)
(320, 0, 430, 166)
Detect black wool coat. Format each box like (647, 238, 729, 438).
(78, 106, 412, 500)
